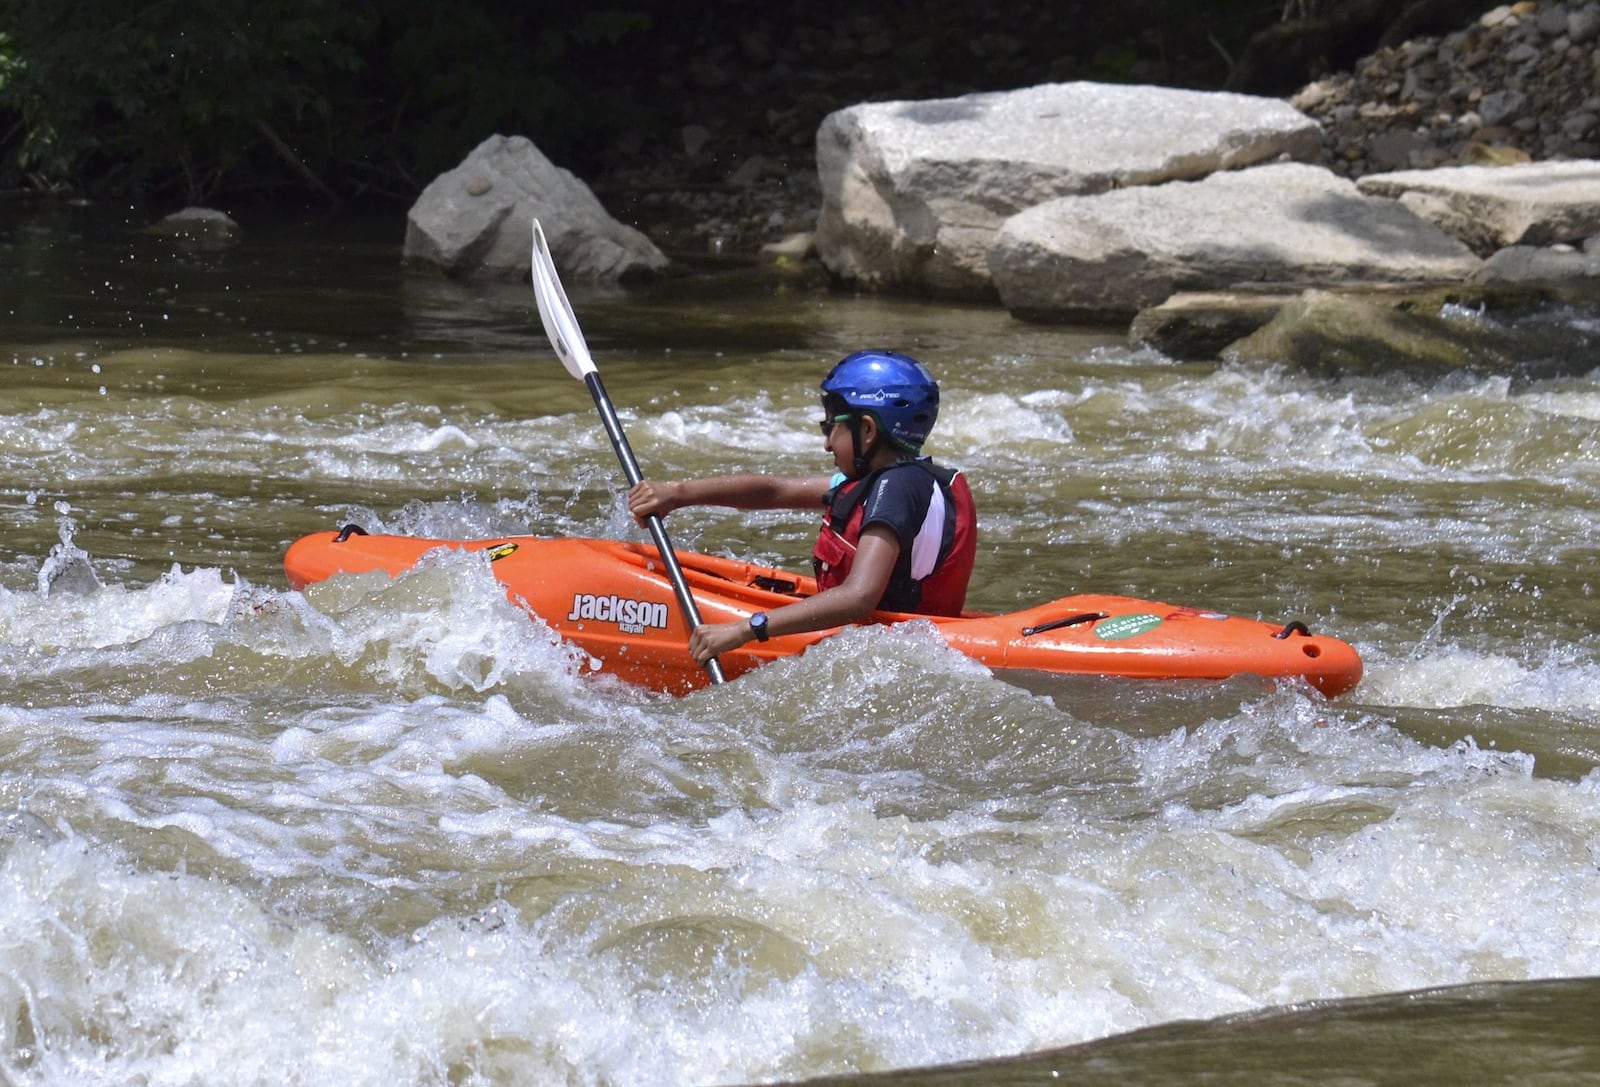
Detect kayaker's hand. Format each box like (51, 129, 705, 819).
(688, 619, 751, 664)
(627, 480, 680, 525)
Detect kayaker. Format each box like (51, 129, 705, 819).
(627, 350, 977, 664)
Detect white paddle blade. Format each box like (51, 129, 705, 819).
(530, 220, 597, 380)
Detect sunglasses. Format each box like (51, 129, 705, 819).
(817, 413, 853, 436)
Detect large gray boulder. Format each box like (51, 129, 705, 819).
(404, 135, 668, 282)
(1356, 161, 1600, 255)
(814, 82, 1322, 299)
(988, 162, 1485, 323)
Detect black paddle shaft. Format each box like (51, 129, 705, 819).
(584, 371, 727, 685)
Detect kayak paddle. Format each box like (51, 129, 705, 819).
(529, 220, 726, 685)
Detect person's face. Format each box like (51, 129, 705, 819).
(822, 413, 876, 477)
(823, 416, 851, 474)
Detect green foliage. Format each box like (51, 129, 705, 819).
(0, 1, 652, 205)
(373, 3, 651, 189)
(0, 0, 377, 200)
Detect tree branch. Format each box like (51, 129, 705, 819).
(252, 119, 341, 206)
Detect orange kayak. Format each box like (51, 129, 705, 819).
(284, 527, 1363, 698)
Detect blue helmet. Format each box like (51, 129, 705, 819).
(820, 350, 940, 452)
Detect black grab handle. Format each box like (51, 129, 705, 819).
(1022, 612, 1109, 637)
(333, 524, 370, 543)
(1273, 621, 1311, 639)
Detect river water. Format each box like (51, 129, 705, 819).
(3, 204, 1599, 1085)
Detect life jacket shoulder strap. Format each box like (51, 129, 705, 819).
(825, 459, 954, 531)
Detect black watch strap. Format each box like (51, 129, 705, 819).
(749, 612, 770, 642)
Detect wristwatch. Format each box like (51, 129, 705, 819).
(748, 612, 770, 642)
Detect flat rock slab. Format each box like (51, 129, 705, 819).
(1131, 282, 1588, 361)
(1357, 160, 1600, 253)
(1128, 290, 1301, 360)
(404, 135, 667, 283)
(1472, 243, 1600, 289)
(989, 162, 1484, 323)
(815, 82, 1322, 298)
(1224, 287, 1600, 381)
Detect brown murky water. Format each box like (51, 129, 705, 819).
(3, 204, 1598, 1085)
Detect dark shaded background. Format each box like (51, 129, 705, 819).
(0, 0, 1495, 212)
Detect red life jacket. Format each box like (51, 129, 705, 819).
(812, 460, 977, 616)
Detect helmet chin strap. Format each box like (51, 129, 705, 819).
(847, 414, 908, 477)
(848, 415, 875, 478)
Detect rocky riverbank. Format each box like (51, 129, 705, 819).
(602, 1, 1600, 262)
(394, 0, 1599, 378)
(1294, 0, 1600, 177)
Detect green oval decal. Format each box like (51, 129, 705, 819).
(1094, 612, 1164, 641)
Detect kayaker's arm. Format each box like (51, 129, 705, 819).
(687, 526, 899, 663)
(628, 474, 831, 524)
